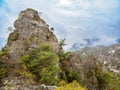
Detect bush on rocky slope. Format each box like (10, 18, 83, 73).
(55, 80, 86, 90)
(97, 71, 120, 90)
(0, 57, 7, 86)
(19, 44, 61, 85)
(0, 62, 7, 85)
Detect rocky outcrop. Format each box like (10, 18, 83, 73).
(77, 45, 120, 75)
(0, 8, 60, 90)
(1, 76, 56, 90)
(6, 8, 59, 63)
(63, 53, 102, 90)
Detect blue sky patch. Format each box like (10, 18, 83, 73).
(0, 0, 4, 7)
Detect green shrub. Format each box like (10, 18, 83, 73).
(0, 61, 7, 85)
(0, 47, 9, 62)
(0, 47, 8, 57)
(0, 68, 7, 80)
(8, 30, 19, 43)
(55, 81, 86, 90)
(58, 43, 72, 83)
(97, 72, 120, 90)
(20, 44, 61, 85)
(0, 51, 6, 59)
(58, 51, 70, 62)
(65, 71, 81, 84)
(0, 47, 8, 81)
(58, 50, 81, 84)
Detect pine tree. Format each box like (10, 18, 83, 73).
(20, 44, 61, 85)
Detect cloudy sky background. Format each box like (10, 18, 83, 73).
(0, 0, 120, 50)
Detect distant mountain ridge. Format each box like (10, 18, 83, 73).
(70, 38, 120, 51)
(70, 38, 100, 51)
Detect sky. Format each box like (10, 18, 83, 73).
(0, 0, 120, 50)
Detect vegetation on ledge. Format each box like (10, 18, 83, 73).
(19, 44, 61, 85)
(55, 80, 86, 90)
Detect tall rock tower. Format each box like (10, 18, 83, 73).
(6, 8, 59, 63)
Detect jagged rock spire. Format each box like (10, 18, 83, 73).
(6, 8, 59, 63)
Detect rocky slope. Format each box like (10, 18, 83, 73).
(77, 45, 120, 75)
(6, 8, 59, 63)
(1, 74, 56, 90)
(62, 45, 120, 90)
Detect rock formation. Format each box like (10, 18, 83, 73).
(77, 45, 120, 75)
(0, 8, 60, 90)
(6, 8, 59, 63)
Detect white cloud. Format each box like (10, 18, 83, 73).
(54, 8, 91, 18)
(58, 0, 72, 7)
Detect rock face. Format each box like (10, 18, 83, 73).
(63, 53, 102, 90)
(1, 75, 56, 90)
(77, 45, 120, 75)
(63, 45, 120, 90)
(6, 8, 59, 63)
